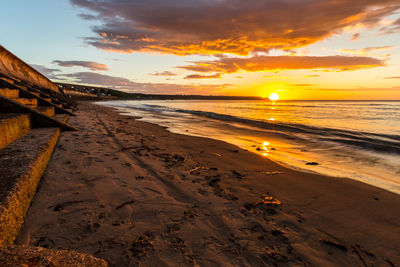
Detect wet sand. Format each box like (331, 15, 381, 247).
(16, 102, 400, 266)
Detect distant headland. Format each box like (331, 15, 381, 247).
(57, 82, 264, 100)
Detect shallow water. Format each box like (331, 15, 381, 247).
(97, 100, 400, 194)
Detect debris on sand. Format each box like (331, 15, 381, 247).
(231, 170, 243, 180)
(188, 166, 208, 174)
(319, 239, 347, 251)
(262, 196, 282, 205)
(264, 171, 283, 175)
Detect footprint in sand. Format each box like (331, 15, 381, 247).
(183, 208, 200, 223)
(132, 188, 147, 199)
(34, 236, 55, 249)
(83, 156, 104, 166)
(122, 232, 155, 264)
(112, 177, 128, 187)
(47, 200, 87, 212)
(105, 167, 116, 174)
(122, 162, 133, 168)
(143, 187, 162, 196)
(69, 165, 78, 170)
(77, 150, 90, 155)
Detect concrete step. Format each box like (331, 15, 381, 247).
(27, 87, 38, 93)
(0, 114, 31, 150)
(35, 106, 55, 117)
(0, 88, 19, 98)
(17, 89, 75, 116)
(27, 91, 39, 97)
(16, 85, 28, 90)
(0, 76, 15, 84)
(11, 98, 37, 108)
(0, 127, 61, 246)
(0, 95, 76, 131)
(52, 99, 75, 110)
(53, 114, 70, 123)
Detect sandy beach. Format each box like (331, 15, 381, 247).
(16, 102, 400, 266)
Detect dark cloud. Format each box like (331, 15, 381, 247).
(149, 71, 177, 76)
(30, 64, 61, 79)
(78, 13, 98, 20)
(27, 64, 227, 94)
(62, 72, 135, 87)
(53, 60, 109, 71)
(70, 0, 400, 55)
(350, 33, 360, 41)
(184, 73, 221, 79)
(60, 71, 227, 94)
(178, 55, 385, 75)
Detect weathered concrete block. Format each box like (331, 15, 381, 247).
(0, 245, 108, 266)
(0, 88, 19, 98)
(12, 98, 38, 108)
(0, 128, 60, 246)
(35, 106, 55, 117)
(0, 114, 31, 150)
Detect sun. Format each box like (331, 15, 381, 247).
(269, 93, 279, 101)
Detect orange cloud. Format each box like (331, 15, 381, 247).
(71, 0, 400, 55)
(178, 55, 385, 75)
(339, 46, 396, 57)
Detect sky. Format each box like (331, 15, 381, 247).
(1, 0, 400, 100)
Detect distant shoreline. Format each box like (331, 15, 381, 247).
(57, 82, 400, 101)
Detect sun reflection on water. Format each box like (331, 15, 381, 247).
(261, 141, 271, 156)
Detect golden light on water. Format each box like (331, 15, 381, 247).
(261, 141, 271, 156)
(269, 93, 279, 101)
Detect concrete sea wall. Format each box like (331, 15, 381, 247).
(0, 45, 60, 94)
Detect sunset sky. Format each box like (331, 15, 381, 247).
(1, 0, 400, 99)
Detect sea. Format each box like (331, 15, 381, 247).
(97, 100, 400, 194)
